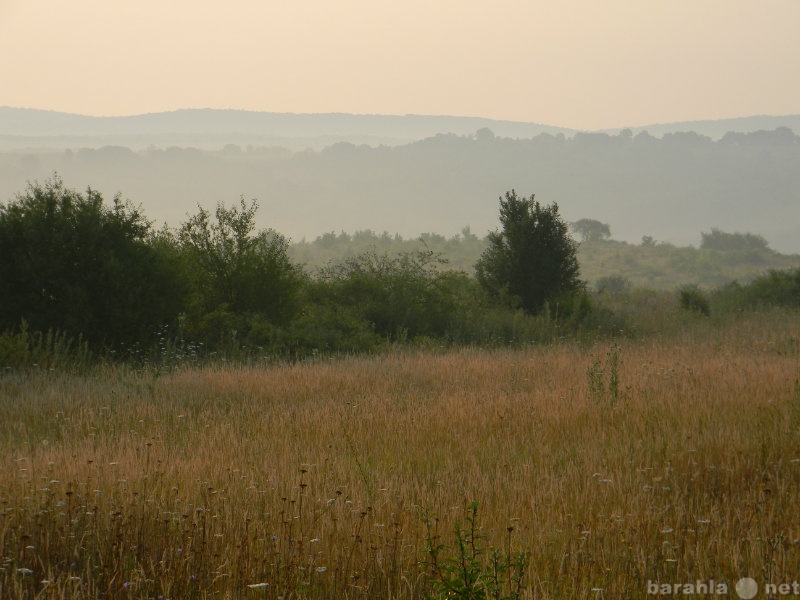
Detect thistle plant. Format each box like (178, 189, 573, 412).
(422, 502, 527, 600)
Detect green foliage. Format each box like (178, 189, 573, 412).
(290, 227, 488, 274)
(571, 218, 611, 242)
(422, 502, 527, 600)
(271, 297, 386, 357)
(0, 320, 91, 371)
(700, 229, 771, 252)
(178, 198, 303, 349)
(679, 285, 711, 316)
(596, 275, 632, 294)
(293, 230, 799, 294)
(0, 175, 185, 350)
(712, 268, 800, 311)
(578, 238, 799, 291)
(476, 191, 583, 315)
(641, 235, 656, 247)
(7, 175, 798, 369)
(448, 307, 556, 347)
(316, 248, 473, 342)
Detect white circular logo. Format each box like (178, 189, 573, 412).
(735, 577, 758, 599)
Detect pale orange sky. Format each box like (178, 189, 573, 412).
(1, 0, 798, 130)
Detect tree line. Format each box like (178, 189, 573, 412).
(3, 126, 799, 258)
(292, 220, 798, 291)
(0, 178, 597, 366)
(2, 177, 798, 369)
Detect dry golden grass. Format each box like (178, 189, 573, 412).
(1, 310, 799, 598)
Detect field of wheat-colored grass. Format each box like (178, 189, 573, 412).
(1, 310, 799, 599)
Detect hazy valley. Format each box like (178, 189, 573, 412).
(2, 107, 799, 255)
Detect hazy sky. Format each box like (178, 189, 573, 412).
(1, 0, 798, 130)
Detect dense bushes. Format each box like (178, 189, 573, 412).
(2, 178, 797, 369)
(700, 229, 772, 252)
(679, 285, 711, 316)
(176, 198, 304, 351)
(712, 268, 800, 311)
(0, 321, 91, 371)
(0, 176, 185, 351)
(316, 249, 473, 340)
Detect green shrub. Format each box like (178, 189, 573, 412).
(422, 502, 527, 600)
(679, 285, 711, 316)
(0, 321, 91, 372)
(276, 304, 385, 358)
(178, 198, 304, 352)
(0, 176, 186, 350)
(712, 268, 800, 312)
(318, 249, 472, 342)
(596, 275, 632, 294)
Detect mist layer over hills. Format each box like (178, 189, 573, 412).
(1, 108, 799, 253)
(0, 108, 574, 150)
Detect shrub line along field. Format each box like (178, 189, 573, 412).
(1, 310, 800, 598)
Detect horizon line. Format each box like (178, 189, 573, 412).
(3, 105, 799, 134)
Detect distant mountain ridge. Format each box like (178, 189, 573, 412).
(3, 107, 799, 146)
(0, 107, 572, 144)
(1, 107, 798, 255)
(615, 115, 800, 140)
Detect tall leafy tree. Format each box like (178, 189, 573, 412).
(178, 198, 303, 345)
(0, 175, 185, 349)
(571, 218, 611, 242)
(475, 190, 582, 314)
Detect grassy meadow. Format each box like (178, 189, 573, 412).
(1, 309, 800, 598)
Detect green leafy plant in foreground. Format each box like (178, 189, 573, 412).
(0, 319, 91, 371)
(422, 502, 527, 599)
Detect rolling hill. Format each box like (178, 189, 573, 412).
(1, 107, 798, 254)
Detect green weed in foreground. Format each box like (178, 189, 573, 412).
(422, 502, 527, 600)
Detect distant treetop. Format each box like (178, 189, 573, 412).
(700, 229, 772, 252)
(571, 218, 611, 242)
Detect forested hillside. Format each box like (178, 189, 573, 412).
(289, 228, 800, 290)
(2, 122, 798, 253)
(3, 177, 799, 371)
